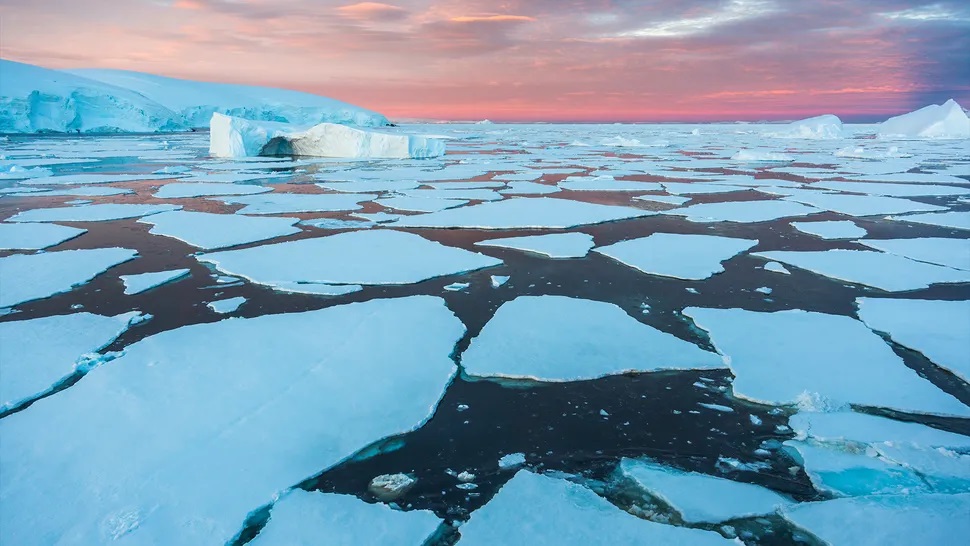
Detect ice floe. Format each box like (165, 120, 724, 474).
(0, 223, 86, 250)
(889, 211, 970, 231)
(462, 296, 723, 381)
(847, 172, 968, 185)
(475, 233, 595, 258)
(207, 296, 247, 314)
(661, 182, 748, 195)
(393, 197, 653, 229)
(7, 203, 181, 223)
(499, 181, 561, 195)
(731, 150, 795, 162)
(779, 190, 946, 217)
(120, 269, 190, 295)
(376, 196, 468, 212)
(855, 237, 970, 271)
(764, 261, 791, 274)
(215, 192, 374, 215)
(20, 173, 176, 186)
(400, 188, 502, 201)
(790, 220, 867, 239)
(558, 176, 663, 192)
(316, 180, 420, 193)
(664, 200, 819, 223)
(0, 248, 137, 308)
(5, 186, 133, 197)
(814, 181, 970, 197)
(877, 99, 970, 139)
(594, 234, 757, 280)
(153, 182, 272, 199)
(634, 194, 690, 205)
(139, 211, 300, 249)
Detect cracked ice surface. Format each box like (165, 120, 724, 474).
(0, 248, 138, 308)
(459, 471, 734, 545)
(683, 307, 970, 417)
(594, 233, 757, 280)
(139, 211, 301, 250)
(392, 197, 653, 229)
(475, 232, 595, 258)
(0, 296, 463, 546)
(0, 223, 86, 250)
(462, 296, 723, 381)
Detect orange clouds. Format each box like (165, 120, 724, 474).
(449, 15, 535, 23)
(336, 2, 407, 20)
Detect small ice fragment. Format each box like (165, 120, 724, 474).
(698, 403, 734, 412)
(599, 409, 609, 417)
(207, 296, 246, 314)
(750, 415, 763, 426)
(498, 453, 526, 469)
(490, 275, 510, 288)
(457, 471, 476, 483)
(120, 269, 190, 295)
(457, 404, 469, 412)
(764, 261, 790, 275)
(368, 474, 416, 502)
(456, 483, 478, 490)
(755, 287, 772, 295)
(443, 282, 470, 292)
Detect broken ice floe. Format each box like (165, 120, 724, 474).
(376, 196, 468, 212)
(594, 234, 757, 280)
(315, 180, 420, 193)
(152, 182, 272, 199)
(0, 248, 137, 308)
(215, 192, 374, 215)
(778, 190, 947, 217)
(462, 296, 723, 382)
(400, 188, 502, 201)
(4, 186, 133, 197)
(790, 220, 867, 240)
(813, 181, 970, 198)
(0, 223, 86, 250)
(854, 238, 970, 271)
(558, 176, 663, 192)
(888, 211, 970, 231)
(475, 233, 595, 258)
(661, 182, 748, 195)
(499, 181, 561, 195)
(120, 268, 190, 295)
(392, 197, 653, 229)
(876, 99, 970, 139)
(664, 200, 819, 223)
(634, 194, 690, 205)
(19, 173, 177, 186)
(207, 296, 247, 314)
(139, 211, 301, 250)
(731, 150, 795, 162)
(7, 203, 181, 223)
(763, 261, 791, 275)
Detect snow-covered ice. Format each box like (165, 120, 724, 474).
(139, 211, 300, 249)
(876, 99, 970, 139)
(0, 248, 137, 308)
(7, 203, 180, 223)
(0, 223, 86, 250)
(790, 220, 867, 239)
(207, 296, 247, 314)
(475, 233, 595, 258)
(120, 269, 190, 295)
(393, 197, 653, 229)
(764, 114, 843, 139)
(462, 296, 723, 381)
(889, 211, 970, 231)
(855, 238, 970, 271)
(153, 182, 272, 199)
(215, 192, 374, 215)
(594, 234, 757, 280)
(664, 200, 819, 223)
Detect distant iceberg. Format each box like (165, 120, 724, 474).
(765, 114, 843, 139)
(877, 99, 969, 139)
(209, 113, 445, 159)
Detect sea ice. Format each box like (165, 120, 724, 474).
(475, 233, 595, 258)
(634, 194, 690, 205)
(764, 261, 791, 274)
(153, 182, 272, 199)
(462, 296, 723, 381)
(498, 452, 526, 469)
(0, 248, 137, 308)
(393, 197, 653, 229)
(764, 114, 843, 139)
(376, 196, 468, 212)
(5, 186, 133, 197)
(790, 221, 867, 239)
(683, 307, 970, 416)
(785, 441, 927, 496)
(876, 99, 970, 139)
(490, 275, 510, 288)
(499, 181, 561, 195)
(207, 296, 247, 314)
(889, 211, 970, 231)
(120, 269, 190, 295)
(558, 176, 663, 192)
(788, 411, 970, 448)
(664, 200, 819, 223)
(315, 180, 420, 193)
(731, 150, 795, 162)
(855, 238, 970, 271)
(139, 211, 301, 250)
(400, 188, 502, 201)
(20, 173, 176, 186)
(814, 181, 970, 197)
(780, 190, 946, 216)
(215, 192, 374, 215)
(0, 223, 86, 250)
(0, 296, 462, 546)
(596, 233, 758, 280)
(661, 182, 748, 195)
(847, 172, 968, 185)
(7, 203, 180, 223)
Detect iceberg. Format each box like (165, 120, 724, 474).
(764, 114, 844, 139)
(876, 99, 970, 139)
(209, 113, 445, 159)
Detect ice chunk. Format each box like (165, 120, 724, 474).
(120, 269, 190, 295)
(207, 296, 246, 314)
(475, 233, 595, 258)
(0, 223, 86, 250)
(215, 192, 374, 215)
(463, 296, 723, 381)
(857, 298, 970, 381)
(765, 114, 843, 139)
(619, 459, 789, 523)
(460, 471, 733, 545)
(490, 275, 510, 288)
(0, 296, 462, 546)
(153, 182, 272, 199)
(209, 113, 444, 159)
(443, 282, 470, 292)
(368, 473, 418, 501)
(731, 150, 795, 162)
(764, 261, 791, 274)
(376, 196, 468, 212)
(855, 238, 970, 271)
(780, 190, 946, 216)
(664, 200, 819, 223)
(249, 489, 440, 546)
(199, 230, 501, 287)
(683, 307, 970, 416)
(791, 220, 867, 240)
(139, 211, 300, 250)
(558, 176, 663, 192)
(393, 197, 653, 229)
(785, 441, 927, 496)
(814, 181, 970, 197)
(594, 234, 757, 280)
(498, 452, 526, 469)
(876, 99, 970, 139)
(752, 249, 970, 291)
(634, 194, 690, 205)
(781, 494, 970, 546)
(0, 248, 137, 308)
(7, 203, 180, 223)
(0, 312, 137, 410)
(889, 211, 970, 231)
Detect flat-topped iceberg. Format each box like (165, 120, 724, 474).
(765, 114, 843, 139)
(209, 113, 445, 159)
(876, 99, 970, 139)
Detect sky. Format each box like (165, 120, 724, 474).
(1, 0, 968, 122)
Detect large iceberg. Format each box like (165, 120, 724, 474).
(765, 114, 844, 139)
(209, 113, 445, 159)
(876, 99, 970, 139)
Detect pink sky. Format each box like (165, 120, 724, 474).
(2, 0, 968, 121)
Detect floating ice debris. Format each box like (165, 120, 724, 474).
(764, 114, 843, 139)
(834, 145, 910, 160)
(460, 471, 734, 545)
(209, 113, 444, 159)
(683, 307, 970, 417)
(199, 230, 501, 288)
(400, 188, 502, 201)
(594, 234, 757, 280)
(393, 197, 653, 229)
(7, 203, 181, 223)
(315, 180, 420, 193)
(0, 223, 86, 250)
(215, 192, 374, 215)
(661, 182, 748, 195)
(752, 249, 970, 291)
(498, 452, 526, 469)
(140, 211, 301, 250)
(634, 194, 690, 205)
(857, 298, 970, 382)
(499, 181, 561, 195)
(755, 287, 772, 295)
(443, 282, 470, 292)
(876, 99, 970, 139)
(463, 296, 723, 382)
(790, 220, 868, 240)
(475, 233, 595, 259)
(814, 181, 970, 197)
(153, 165, 192, 175)
(120, 269, 190, 295)
(855, 238, 970, 271)
(888, 211, 970, 231)
(664, 200, 819, 223)
(0, 312, 139, 411)
(781, 494, 970, 546)
(763, 261, 791, 274)
(0, 165, 53, 180)
(780, 190, 946, 216)
(731, 150, 795, 162)
(490, 275, 510, 288)
(249, 489, 440, 546)
(0, 248, 137, 308)
(457, 471, 476, 483)
(376, 196, 469, 212)
(619, 459, 789, 524)
(266, 281, 363, 296)
(558, 176, 663, 192)
(153, 182, 272, 199)
(20, 173, 176, 186)
(0, 296, 462, 546)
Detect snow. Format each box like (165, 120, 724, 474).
(619, 459, 789, 523)
(0, 248, 137, 308)
(0, 223, 86, 250)
(215, 192, 374, 215)
(558, 176, 663, 192)
(475, 233, 595, 258)
(814, 181, 970, 197)
(139, 211, 301, 250)
(209, 113, 444, 159)
(855, 238, 970, 271)
(7, 203, 180, 223)
(120, 269, 190, 295)
(780, 190, 946, 216)
(249, 489, 441, 546)
(752, 249, 970, 291)
(857, 298, 970, 381)
(199, 230, 501, 288)
(791, 220, 867, 239)
(392, 197, 653, 229)
(664, 200, 819, 223)
(764, 261, 791, 274)
(376, 196, 468, 212)
(207, 296, 247, 314)
(594, 234, 758, 280)
(683, 307, 970, 417)
(781, 494, 970, 546)
(462, 296, 723, 381)
(765, 114, 843, 139)
(0, 312, 138, 411)
(0, 296, 462, 546)
(731, 150, 795, 162)
(459, 471, 734, 546)
(876, 99, 970, 139)
(889, 211, 970, 231)
(153, 182, 272, 199)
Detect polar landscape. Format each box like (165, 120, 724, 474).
(1, 51, 969, 546)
